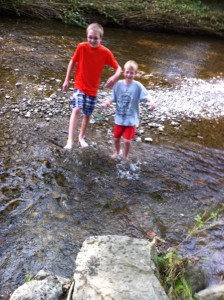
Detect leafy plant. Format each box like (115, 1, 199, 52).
(156, 251, 194, 299)
(156, 208, 221, 299)
(188, 211, 219, 236)
(62, 8, 87, 27)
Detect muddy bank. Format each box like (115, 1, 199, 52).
(0, 1, 224, 38)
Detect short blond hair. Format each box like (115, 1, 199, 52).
(124, 60, 138, 72)
(87, 23, 104, 38)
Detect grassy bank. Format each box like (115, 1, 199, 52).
(0, 0, 224, 37)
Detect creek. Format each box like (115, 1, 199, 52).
(0, 17, 224, 299)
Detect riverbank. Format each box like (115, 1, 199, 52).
(1, 77, 224, 150)
(0, 0, 224, 37)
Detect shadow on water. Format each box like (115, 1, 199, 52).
(0, 17, 224, 298)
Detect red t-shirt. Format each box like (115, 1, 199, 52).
(72, 42, 119, 96)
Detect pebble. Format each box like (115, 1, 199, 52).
(136, 137, 142, 143)
(15, 82, 23, 88)
(144, 137, 153, 143)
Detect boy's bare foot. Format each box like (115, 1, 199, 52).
(64, 139, 73, 149)
(79, 138, 88, 148)
(122, 156, 128, 162)
(111, 150, 123, 160)
(111, 152, 119, 160)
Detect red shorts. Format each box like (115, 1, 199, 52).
(113, 124, 136, 140)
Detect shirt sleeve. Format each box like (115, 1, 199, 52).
(138, 82, 149, 102)
(71, 43, 81, 63)
(104, 47, 119, 70)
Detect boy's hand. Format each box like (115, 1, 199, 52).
(105, 75, 117, 88)
(102, 99, 112, 108)
(62, 80, 69, 92)
(149, 102, 156, 111)
(101, 102, 107, 108)
(105, 66, 122, 88)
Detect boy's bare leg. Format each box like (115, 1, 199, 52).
(64, 108, 80, 149)
(111, 138, 121, 159)
(79, 115, 90, 148)
(123, 139, 131, 161)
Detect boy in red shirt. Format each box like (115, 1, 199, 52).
(63, 23, 122, 149)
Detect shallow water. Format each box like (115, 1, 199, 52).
(0, 17, 224, 298)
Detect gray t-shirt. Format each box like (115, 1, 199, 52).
(112, 79, 149, 126)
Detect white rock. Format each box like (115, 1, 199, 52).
(25, 112, 31, 118)
(72, 235, 168, 300)
(10, 270, 70, 300)
(144, 137, 153, 143)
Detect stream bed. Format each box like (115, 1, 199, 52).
(0, 17, 224, 299)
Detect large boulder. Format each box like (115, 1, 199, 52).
(72, 235, 168, 300)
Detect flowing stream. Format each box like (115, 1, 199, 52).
(0, 17, 224, 299)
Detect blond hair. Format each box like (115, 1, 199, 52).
(124, 60, 138, 72)
(87, 23, 104, 38)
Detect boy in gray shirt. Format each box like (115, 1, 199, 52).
(102, 60, 155, 161)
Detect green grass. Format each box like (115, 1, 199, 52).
(156, 251, 195, 300)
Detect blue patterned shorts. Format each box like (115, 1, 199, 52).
(71, 89, 97, 115)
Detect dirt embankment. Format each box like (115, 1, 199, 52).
(0, 1, 224, 38)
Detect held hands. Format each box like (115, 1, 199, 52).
(148, 102, 156, 111)
(102, 99, 112, 108)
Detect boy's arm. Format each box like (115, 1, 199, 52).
(62, 59, 76, 92)
(146, 95, 156, 110)
(105, 65, 122, 88)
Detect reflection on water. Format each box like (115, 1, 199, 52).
(105, 28, 224, 81)
(0, 17, 224, 298)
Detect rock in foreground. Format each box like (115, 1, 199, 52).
(72, 235, 168, 300)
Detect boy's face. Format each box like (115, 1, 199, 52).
(124, 67, 136, 84)
(87, 29, 101, 48)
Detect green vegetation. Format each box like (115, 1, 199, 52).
(24, 274, 33, 282)
(188, 210, 218, 236)
(0, 0, 224, 36)
(156, 207, 223, 299)
(156, 251, 194, 299)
